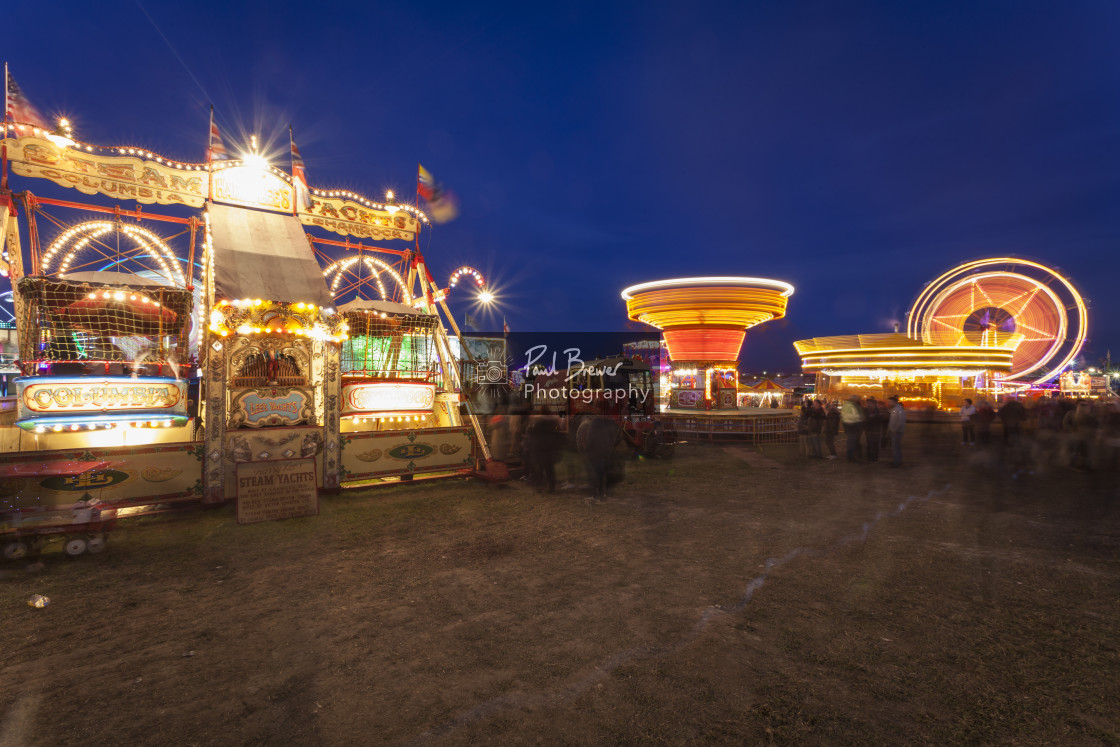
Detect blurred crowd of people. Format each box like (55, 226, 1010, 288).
(795, 392, 1120, 472)
(982, 396, 1120, 472)
(795, 394, 907, 466)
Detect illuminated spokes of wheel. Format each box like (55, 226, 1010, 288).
(40, 221, 188, 287)
(908, 258, 1088, 384)
(322, 256, 412, 303)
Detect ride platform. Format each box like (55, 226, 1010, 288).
(659, 407, 796, 444)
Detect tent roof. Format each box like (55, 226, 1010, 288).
(207, 202, 334, 309)
(61, 271, 172, 288)
(337, 298, 433, 317)
(748, 378, 791, 392)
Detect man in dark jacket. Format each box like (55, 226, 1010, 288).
(841, 395, 865, 462)
(998, 398, 1026, 445)
(823, 401, 841, 460)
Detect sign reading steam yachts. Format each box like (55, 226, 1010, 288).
(17, 377, 186, 418)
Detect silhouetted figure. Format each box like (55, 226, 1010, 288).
(841, 395, 865, 462)
(577, 415, 622, 502)
(999, 398, 1026, 446)
(823, 401, 840, 460)
(887, 395, 906, 467)
(796, 397, 811, 457)
(526, 414, 564, 493)
(807, 400, 824, 458)
(864, 398, 883, 463)
(975, 400, 995, 444)
(960, 398, 977, 445)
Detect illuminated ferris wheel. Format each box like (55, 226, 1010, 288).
(908, 257, 1088, 385)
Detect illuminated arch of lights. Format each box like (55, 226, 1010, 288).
(40, 220, 187, 287)
(449, 266, 485, 288)
(908, 257, 1088, 385)
(621, 276, 795, 362)
(322, 256, 412, 304)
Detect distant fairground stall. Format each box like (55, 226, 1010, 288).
(621, 276, 797, 441)
(795, 258, 1090, 410)
(0, 89, 490, 555)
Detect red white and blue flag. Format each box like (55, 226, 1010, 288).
(4, 64, 49, 129)
(208, 106, 228, 162)
(289, 126, 312, 210)
(417, 164, 459, 223)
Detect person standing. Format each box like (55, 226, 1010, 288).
(823, 400, 840, 460)
(887, 395, 906, 467)
(960, 398, 977, 445)
(807, 400, 824, 458)
(841, 395, 865, 462)
(999, 397, 1026, 446)
(796, 396, 811, 457)
(864, 397, 883, 463)
(975, 399, 995, 445)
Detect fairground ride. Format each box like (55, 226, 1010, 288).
(907, 257, 1088, 388)
(621, 276, 794, 410)
(0, 107, 492, 532)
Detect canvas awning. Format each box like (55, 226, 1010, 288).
(207, 202, 334, 309)
(337, 298, 433, 317)
(748, 378, 791, 392)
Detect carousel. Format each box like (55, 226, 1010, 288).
(0, 96, 491, 542)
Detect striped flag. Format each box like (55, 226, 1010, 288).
(417, 164, 459, 223)
(4, 64, 49, 129)
(208, 106, 228, 162)
(289, 126, 312, 209)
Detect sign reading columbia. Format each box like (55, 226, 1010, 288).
(17, 377, 186, 415)
(4, 136, 206, 207)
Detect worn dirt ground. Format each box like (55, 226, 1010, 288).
(2, 427, 1119, 745)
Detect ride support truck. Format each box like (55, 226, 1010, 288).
(2, 460, 119, 560)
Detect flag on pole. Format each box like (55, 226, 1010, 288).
(4, 64, 49, 129)
(463, 312, 479, 332)
(417, 164, 459, 223)
(289, 126, 313, 210)
(208, 106, 228, 162)
(503, 318, 510, 337)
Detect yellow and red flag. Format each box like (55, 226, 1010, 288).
(417, 164, 459, 223)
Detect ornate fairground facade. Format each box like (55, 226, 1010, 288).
(0, 103, 490, 555)
(795, 258, 1089, 409)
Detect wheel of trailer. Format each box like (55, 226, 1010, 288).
(3, 540, 29, 560)
(64, 537, 89, 557)
(86, 533, 107, 554)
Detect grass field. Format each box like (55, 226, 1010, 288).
(2, 427, 1118, 745)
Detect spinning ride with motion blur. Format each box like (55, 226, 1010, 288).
(622, 276, 797, 442)
(795, 257, 1089, 410)
(0, 86, 492, 553)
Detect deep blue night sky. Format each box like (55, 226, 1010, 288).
(5, 1, 1120, 370)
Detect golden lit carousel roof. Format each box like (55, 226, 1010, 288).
(794, 332, 1021, 373)
(621, 276, 794, 330)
